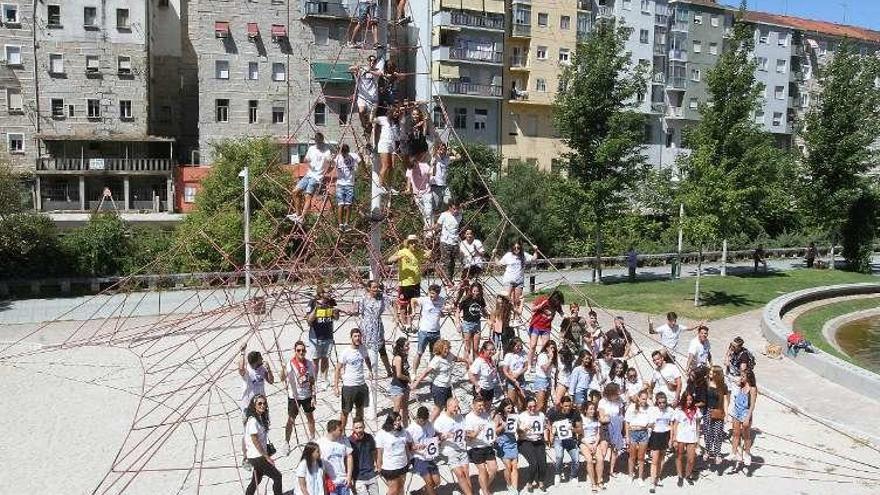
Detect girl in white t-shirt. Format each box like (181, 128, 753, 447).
(598, 383, 626, 478)
(624, 391, 654, 487)
(469, 340, 499, 404)
(580, 401, 607, 493)
(374, 106, 401, 192)
(500, 338, 528, 409)
(493, 399, 520, 494)
(294, 441, 325, 495)
(517, 397, 548, 492)
(647, 391, 675, 492)
(243, 394, 283, 495)
(376, 412, 412, 495)
(672, 391, 703, 487)
(492, 241, 537, 318)
(533, 340, 558, 411)
(412, 339, 469, 422)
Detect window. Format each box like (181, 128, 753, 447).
(536, 46, 547, 60)
(50, 98, 64, 117)
(709, 42, 718, 55)
(710, 14, 719, 27)
(87, 99, 101, 118)
(119, 100, 132, 119)
(7, 133, 24, 153)
(6, 88, 22, 111)
(513, 5, 530, 26)
(183, 185, 197, 204)
(689, 98, 698, 109)
(277, 105, 289, 124)
(693, 13, 702, 24)
(754, 109, 764, 124)
(272, 62, 286, 81)
(800, 93, 810, 108)
(778, 33, 788, 47)
(775, 58, 786, 73)
(248, 100, 258, 123)
(215, 60, 229, 79)
(757, 56, 768, 71)
(118, 56, 132, 75)
(83, 7, 97, 27)
(758, 29, 768, 44)
(536, 78, 546, 92)
(560, 15, 570, 30)
(774, 85, 784, 99)
(525, 115, 538, 136)
(537, 13, 548, 27)
(558, 48, 571, 64)
(641, 0, 650, 13)
(215, 99, 229, 122)
(622, 0, 632, 10)
(48, 53, 64, 74)
(314, 26, 329, 46)
(339, 102, 349, 124)
(433, 106, 445, 129)
(690, 68, 700, 82)
(640, 29, 649, 44)
(2, 4, 19, 24)
(248, 62, 259, 80)
(453, 107, 467, 129)
(772, 111, 782, 126)
(692, 40, 701, 53)
(47, 5, 61, 27)
(4, 45, 22, 66)
(86, 55, 100, 73)
(68, 104, 75, 117)
(116, 8, 130, 29)
(474, 108, 487, 131)
(665, 129, 674, 148)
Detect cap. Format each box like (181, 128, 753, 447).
(405, 234, 418, 243)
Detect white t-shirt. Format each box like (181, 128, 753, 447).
(244, 416, 268, 459)
(465, 412, 496, 448)
(582, 418, 601, 443)
(535, 352, 555, 380)
(469, 357, 498, 391)
(436, 211, 461, 246)
(318, 437, 353, 484)
(652, 363, 682, 401)
(305, 145, 332, 179)
(518, 411, 546, 442)
(673, 409, 703, 443)
(431, 155, 449, 186)
(687, 337, 711, 367)
(655, 323, 684, 349)
(417, 296, 444, 334)
(339, 346, 369, 386)
(407, 422, 439, 461)
(499, 251, 535, 285)
(240, 365, 268, 410)
(624, 404, 654, 428)
(428, 354, 453, 387)
(598, 398, 624, 421)
(459, 239, 485, 268)
(294, 459, 325, 495)
(502, 414, 519, 436)
(357, 66, 379, 102)
(375, 429, 411, 470)
(335, 153, 360, 186)
(648, 405, 675, 433)
(285, 358, 316, 400)
(501, 351, 527, 379)
(434, 413, 467, 455)
(376, 116, 397, 145)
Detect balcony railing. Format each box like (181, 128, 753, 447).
(653, 43, 666, 55)
(596, 6, 614, 18)
(666, 106, 684, 118)
(443, 80, 503, 97)
(449, 47, 503, 63)
(651, 102, 667, 113)
(510, 23, 531, 38)
(450, 11, 505, 30)
(509, 55, 528, 68)
(651, 72, 666, 84)
(655, 14, 668, 25)
(669, 49, 687, 61)
(667, 77, 687, 90)
(302, 1, 349, 18)
(577, 0, 591, 10)
(36, 157, 173, 172)
(671, 21, 689, 32)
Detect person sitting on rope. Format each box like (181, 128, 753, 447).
(330, 143, 360, 231)
(429, 141, 455, 213)
(493, 240, 538, 321)
(351, 55, 383, 142)
(404, 152, 433, 233)
(434, 201, 461, 282)
(407, 106, 431, 180)
(289, 132, 332, 223)
(394, 0, 412, 26)
(459, 228, 485, 280)
(387, 234, 431, 331)
(347, 0, 379, 49)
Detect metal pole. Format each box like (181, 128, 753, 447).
(239, 167, 251, 299)
(676, 204, 684, 279)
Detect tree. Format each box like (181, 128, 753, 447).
(0, 160, 30, 219)
(799, 40, 880, 272)
(553, 18, 648, 281)
(0, 213, 67, 279)
(676, 3, 794, 303)
(62, 212, 130, 277)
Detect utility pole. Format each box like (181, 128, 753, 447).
(676, 203, 684, 279)
(238, 167, 251, 299)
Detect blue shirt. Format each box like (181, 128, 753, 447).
(567, 366, 594, 397)
(349, 433, 377, 480)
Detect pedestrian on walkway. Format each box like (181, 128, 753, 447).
(348, 417, 380, 495)
(728, 368, 758, 471)
(672, 391, 702, 487)
(244, 394, 283, 495)
(282, 341, 317, 449)
(376, 412, 412, 495)
(517, 397, 549, 493)
(704, 365, 729, 469)
(626, 246, 638, 282)
(389, 337, 411, 426)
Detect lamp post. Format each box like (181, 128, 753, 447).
(238, 167, 251, 299)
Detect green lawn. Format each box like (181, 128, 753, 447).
(549, 269, 877, 321)
(792, 297, 880, 363)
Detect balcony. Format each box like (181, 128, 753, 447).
(596, 6, 614, 19)
(441, 80, 503, 98)
(577, 31, 590, 43)
(510, 23, 531, 38)
(577, 0, 591, 10)
(449, 11, 505, 31)
(653, 43, 667, 56)
(671, 21, 689, 32)
(36, 157, 173, 173)
(651, 72, 666, 84)
(449, 47, 503, 64)
(667, 77, 687, 90)
(302, 1, 349, 19)
(650, 102, 667, 113)
(509, 55, 529, 69)
(669, 49, 687, 61)
(666, 106, 685, 118)
(655, 14, 668, 25)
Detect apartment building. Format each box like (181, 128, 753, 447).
(1, 1, 176, 220)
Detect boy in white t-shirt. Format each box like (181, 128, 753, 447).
(434, 201, 461, 281)
(281, 340, 317, 449)
(335, 328, 374, 432)
(331, 143, 360, 231)
(290, 132, 332, 223)
(318, 419, 355, 494)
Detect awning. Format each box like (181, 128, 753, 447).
(247, 22, 259, 38)
(37, 133, 175, 142)
(214, 21, 230, 35)
(271, 24, 287, 37)
(311, 62, 353, 83)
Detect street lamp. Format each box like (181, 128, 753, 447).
(238, 167, 251, 299)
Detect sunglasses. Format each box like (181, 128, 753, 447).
(296, 348, 306, 353)
(256, 401, 267, 406)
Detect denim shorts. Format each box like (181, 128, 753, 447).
(529, 326, 550, 337)
(335, 184, 354, 205)
(629, 429, 649, 445)
(356, 2, 375, 22)
(412, 458, 438, 476)
(388, 384, 409, 397)
(462, 320, 480, 334)
(417, 330, 440, 355)
(495, 434, 519, 460)
(296, 175, 321, 195)
(309, 337, 334, 359)
(431, 383, 452, 407)
(531, 375, 550, 393)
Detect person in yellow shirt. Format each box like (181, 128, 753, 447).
(387, 234, 431, 331)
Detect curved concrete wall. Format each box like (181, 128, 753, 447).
(761, 283, 880, 398)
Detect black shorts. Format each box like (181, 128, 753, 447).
(288, 397, 315, 416)
(431, 384, 452, 408)
(341, 384, 370, 413)
(397, 284, 420, 306)
(468, 446, 495, 464)
(477, 387, 495, 403)
(648, 431, 670, 451)
(381, 466, 408, 480)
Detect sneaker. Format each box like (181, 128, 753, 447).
(743, 453, 752, 466)
(676, 477, 683, 487)
(527, 484, 534, 493)
(554, 474, 560, 486)
(649, 488, 655, 494)
(286, 213, 302, 223)
(538, 485, 547, 493)
(686, 476, 694, 486)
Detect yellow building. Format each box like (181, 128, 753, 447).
(502, 0, 592, 171)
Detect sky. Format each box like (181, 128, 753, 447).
(725, 0, 880, 31)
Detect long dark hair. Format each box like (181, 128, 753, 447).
(244, 393, 270, 429)
(382, 411, 402, 432)
(510, 240, 525, 264)
(393, 337, 408, 358)
(496, 397, 516, 416)
(547, 290, 565, 313)
(559, 345, 575, 372)
(301, 441, 322, 470)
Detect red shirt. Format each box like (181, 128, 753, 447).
(529, 296, 555, 330)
